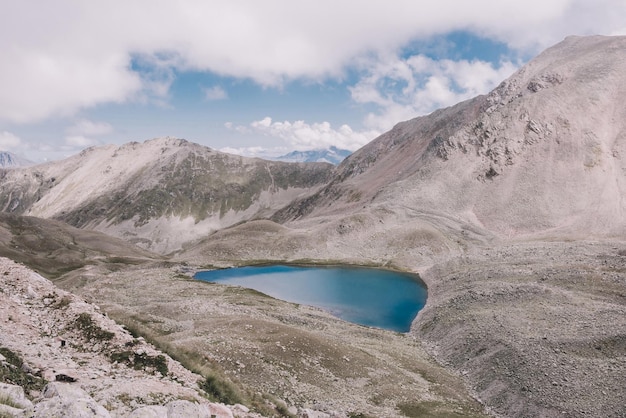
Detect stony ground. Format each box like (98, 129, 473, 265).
(2, 216, 625, 417)
(56, 262, 488, 418)
(0, 257, 255, 417)
(416, 240, 626, 418)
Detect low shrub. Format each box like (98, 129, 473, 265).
(74, 313, 114, 342)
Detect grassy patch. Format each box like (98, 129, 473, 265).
(0, 347, 46, 396)
(111, 314, 296, 416)
(74, 313, 115, 342)
(199, 374, 243, 405)
(0, 393, 21, 409)
(110, 351, 168, 376)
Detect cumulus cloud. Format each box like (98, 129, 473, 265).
(219, 146, 288, 159)
(235, 117, 380, 151)
(61, 118, 112, 151)
(0, 131, 22, 150)
(1, 0, 624, 123)
(351, 54, 518, 131)
(204, 86, 228, 101)
(66, 119, 113, 136)
(64, 135, 100, 148)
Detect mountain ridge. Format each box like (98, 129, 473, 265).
(0, 137, 334, 253)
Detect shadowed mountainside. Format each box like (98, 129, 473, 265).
(0, 213, 160, 277)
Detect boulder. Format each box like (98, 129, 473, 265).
(129, 405, 168, 417)
(35, 382, 110, 418)
(0, 382, 34, 409)
(33, 397, 111, 418)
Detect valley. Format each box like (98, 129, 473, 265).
(0, 35, 625, 417)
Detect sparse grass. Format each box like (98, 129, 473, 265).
(199, 374, 243, 405)
(110, 351, 168, 376)
(0, 347, 46, 396)
(348, 413, 374, 418)
(397, 401, 480, 418)
(0, 393, 22, 409)
(111, 314, 296, 415)
(74, 313, 114, 342)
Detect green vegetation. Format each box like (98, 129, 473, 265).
(113, 315, 297, 417)
(0, 393, 21, 409)
(0, 347, 46, 396)
(348, 413, 374, 418)
(110, 351, 168, 376)
(74, 313, 114, 342)
(198, 374, 242, 405)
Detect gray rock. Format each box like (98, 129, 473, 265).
(33, 397, 111, 418)
(42, 382, 88, 399)
(0, 382, 34, 409)
(165, 399, 233, 418)
(0, 403, 27, 417)
(129, 405, 168, 417)
(299, 409, 331, 418)
(35, 382, 110, 417)
(165, 400, 210, 418)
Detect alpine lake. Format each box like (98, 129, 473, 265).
(195, 265, 427, 332)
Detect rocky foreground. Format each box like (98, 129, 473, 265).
(417, 240, 626, 417)
(0, 257, 255, 417)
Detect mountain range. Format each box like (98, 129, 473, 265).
(274, 146, 352, 164)
(0, 35, 625, 417)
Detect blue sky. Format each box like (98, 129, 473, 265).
(1, 0, 625, 162)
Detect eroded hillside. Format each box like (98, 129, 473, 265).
(0, 138, 334, 253)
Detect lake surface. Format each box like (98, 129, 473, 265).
(194, 265, 427, 332)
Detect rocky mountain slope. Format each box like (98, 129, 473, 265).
(0, 138, 333, 253)
(0, 256, 254, 417)
(273, 35, 626, 241)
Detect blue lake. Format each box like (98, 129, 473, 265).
(194, 265, 427, 332)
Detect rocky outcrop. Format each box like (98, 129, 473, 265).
(0, 256, 257, 417)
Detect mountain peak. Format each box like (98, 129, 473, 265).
(0, 151, 33, 168)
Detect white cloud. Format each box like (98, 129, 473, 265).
(204, 86, 228, 101)
(1, 0, 624, 123)
(239, 117, 379, 151)
(0, 131, 22, 150)
(351, 54, 518, 131)
(64, 135, 100, 148)
(66, 119, 113, 136)
(219, 146, 287, 159)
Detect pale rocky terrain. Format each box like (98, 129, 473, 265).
(0, 35, 625, 417)
(0, 138, 333, 254)
(0, 256, 254, 417)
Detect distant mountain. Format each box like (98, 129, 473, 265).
(274, 146, 352, 165)
(0, 137, 334, 253)
(0, 151, 32, 168)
